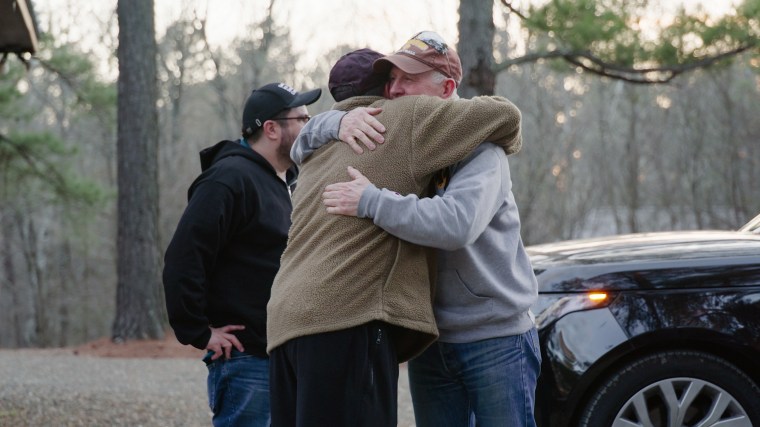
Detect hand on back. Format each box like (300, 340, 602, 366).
(339, 107, 385, 154)
(322, 166, 371, 217)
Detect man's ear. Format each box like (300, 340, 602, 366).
(442, 79, 457, 98)
(262, 120, 280, 139)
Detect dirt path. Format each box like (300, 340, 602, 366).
(0, 339, 416, 426)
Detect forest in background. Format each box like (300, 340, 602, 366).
(1, 0, 758, 348)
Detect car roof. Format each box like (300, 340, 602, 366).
(527, 230, 760, 267)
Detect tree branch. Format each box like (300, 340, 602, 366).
(34, 57, 115, 122)
(0, 133, 72, 198)
(497, 0, 757, 84)
(495, 45, 755, 84)
(500, 0, 528, 21)
(194, 10, 236, 126)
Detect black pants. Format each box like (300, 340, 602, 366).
(270, 321, 399, 427)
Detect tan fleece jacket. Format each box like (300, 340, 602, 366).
(267, 94, 522, 362)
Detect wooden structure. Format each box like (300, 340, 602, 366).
(0, 0, 38, 55)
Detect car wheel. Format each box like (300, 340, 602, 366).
(578, 350, 760, 427)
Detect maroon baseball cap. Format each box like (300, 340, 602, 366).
(373, 31, 462, 85)
(328, 48, 387, 102)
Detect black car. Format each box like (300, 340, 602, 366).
(528, 214, 760, 427)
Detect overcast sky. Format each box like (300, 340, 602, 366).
(33, 0, 741, 77)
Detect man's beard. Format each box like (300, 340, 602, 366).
(277, 128, 296, 166)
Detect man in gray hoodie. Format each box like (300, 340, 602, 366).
(295, 32, 540, 427)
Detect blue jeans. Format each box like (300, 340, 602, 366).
(205, 349, 270, 427)
(408, 328, 541, 427)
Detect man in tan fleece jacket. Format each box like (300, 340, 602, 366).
(267, 32, 522, 427)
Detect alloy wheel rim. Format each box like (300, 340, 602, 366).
(612, 377, 751, 427)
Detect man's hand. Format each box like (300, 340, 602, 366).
(323, 166, 372, 216)
(338, 107, 385, 154)
(206, 324, 245, 361)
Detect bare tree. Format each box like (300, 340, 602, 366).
(112, 0, 164, 341)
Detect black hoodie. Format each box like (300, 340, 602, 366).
(163, 140, 296, 357)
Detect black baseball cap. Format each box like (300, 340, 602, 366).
(242, 83, 322, 137)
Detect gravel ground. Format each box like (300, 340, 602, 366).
(0, 350, 416, 427)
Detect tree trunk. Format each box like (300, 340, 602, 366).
(623, 86, 641, 233)
(1, 210, 22, 346)
(457, 0, 496, 97)
(112, 0, 164, 341)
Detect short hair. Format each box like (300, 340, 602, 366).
(429, 70, 459, 99)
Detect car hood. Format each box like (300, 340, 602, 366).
(527, 230, 760, 293)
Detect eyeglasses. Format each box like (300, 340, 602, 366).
(272, 115, 311, 124)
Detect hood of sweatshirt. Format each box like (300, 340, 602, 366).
(198, 139, 298, 185)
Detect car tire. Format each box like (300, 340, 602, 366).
(578, 350, 760, 427)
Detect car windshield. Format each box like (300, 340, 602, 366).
(739, 213, 760, 234)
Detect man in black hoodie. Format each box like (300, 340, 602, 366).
(163, 82, 321, 427)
